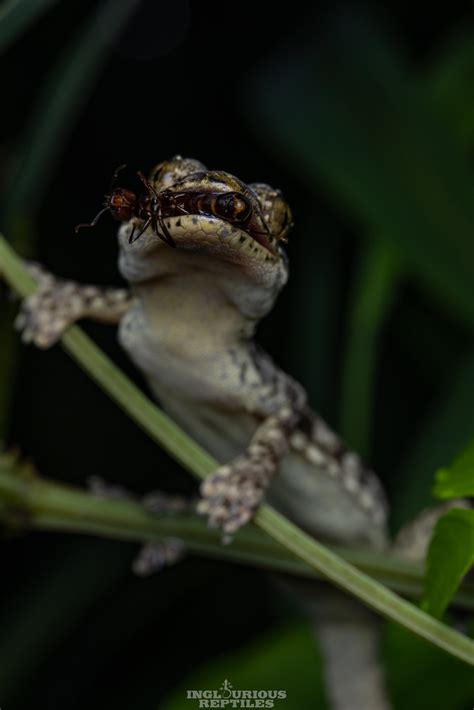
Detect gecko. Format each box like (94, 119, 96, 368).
(16, 156, 407, 710)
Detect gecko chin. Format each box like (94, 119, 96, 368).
(118, 215, 288, 300)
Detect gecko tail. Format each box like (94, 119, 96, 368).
(311, 591, 391, 710)
(280, 580, 392, 710)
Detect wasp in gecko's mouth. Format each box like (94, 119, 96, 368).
(74, 161, 293, 256)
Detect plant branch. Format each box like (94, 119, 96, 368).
(0, 233, 473, 665)
(1, 457, 474, 610)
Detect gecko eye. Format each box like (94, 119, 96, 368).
(214, 192, 252, 223)
(276, 203, 294, 241)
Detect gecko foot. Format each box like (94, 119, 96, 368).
(134, 492, 189, 575)
(132, 538, 186, 576)
(89, 477, 190, 575)
(15, 261, 130, 348)
(15, 263, 91, 348)
(197, 411, 295, 539)
(197, 452, 274, 539)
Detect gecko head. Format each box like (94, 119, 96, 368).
(117, 157, 292, 304)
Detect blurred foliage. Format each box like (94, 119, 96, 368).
(160, 617, 474, 710)
(434, 437, 474, 499)
(385, 619, 474, 709)
(421, 441, 474, 618)
(252, 16, 474, 327)
(340, 240, 400, 457)
(3, 0, 141, 224)
(0, 0, 60, 54)
(0, 0, 140, 438)
(160, 622, 327, 710)
(251, 10, 474, 531)
(1, 2, 474, 709)
(391, 351, 474, 528)
(422, 507, 474, 618)
(424, 29, 474, 148)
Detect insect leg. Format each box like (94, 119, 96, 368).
(129, 217, 151, 244)
(137, 171, 160, 200)
(128, 223, 137, 243)
(156, 211, 176, 247)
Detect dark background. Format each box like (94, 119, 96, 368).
(1, 1, 474, 708)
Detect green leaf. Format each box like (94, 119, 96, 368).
(250, 11, 474, 328)
(159, 623, 327, 710)
(433, 438, 474, 499)
(0, 0, 61, 54)
(422, 508, 474, 618)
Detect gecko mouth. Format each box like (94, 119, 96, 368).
(153, 174, 283, 257)
(150, 201, 279, 258)
(245, 225, 279, 256)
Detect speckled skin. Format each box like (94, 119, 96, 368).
(18, 157, 389, 544)
(113, 157, 389, 544)
(17, 157, 394, 709)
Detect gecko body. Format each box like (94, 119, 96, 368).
(18, 156, 396, 709)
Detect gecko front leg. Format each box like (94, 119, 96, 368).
(198, 371, 307, 537)
(15, 262, 134, 347)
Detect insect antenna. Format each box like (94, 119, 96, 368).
(110, 164, 127, 192)
(75, 165, 128, 234)
(75, 206, 110, 234)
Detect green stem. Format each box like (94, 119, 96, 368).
(1, 460, 474, 610)
(0, 233, 473, 665)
